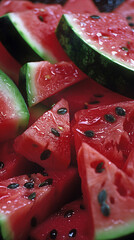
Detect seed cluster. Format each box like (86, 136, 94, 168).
(98, 189, 110, 217)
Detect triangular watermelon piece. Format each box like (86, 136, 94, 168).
(0, 167, 80, 240)
(73, 100, 134, 169)
(19, 61, 86, 107)
(30, 198, 94, 240)
(78, 143, 134, 239)
(14, 98, 71, 170)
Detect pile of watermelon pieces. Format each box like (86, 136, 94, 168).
(1, 0, 134, 239)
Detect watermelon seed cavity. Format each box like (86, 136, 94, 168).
(96, 162, 105, 173)
(31, 217, 37, 228)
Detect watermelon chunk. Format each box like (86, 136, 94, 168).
(0, 167, 80, 240)
(14, 99, 71, 170)
(73, 100, 134, 169)
(78, 143, 134, 239)
(30, 198, 94, 240)
(0, 69, 29, 142)
(19, 61, 86, 107)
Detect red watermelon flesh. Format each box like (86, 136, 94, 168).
(30, 198, 93, 240)
(78, 143, 134, 239)
(0, 140, 45, 182)
(14, 98, 71, 170)
(20, 61, 86, 107)
(43, 77, 130, 120)
(73, 100, 134, 169)
(0, 167, 80, 240)
(63, 0, 99, 13)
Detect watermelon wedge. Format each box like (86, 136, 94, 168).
(30, 198, 93, 240)
(14, 99, 71, 170)
(0, 69, 29, 142)
(19, 61, 86, 107)
(56, 12, 134, 98)
(0, 5, 69, 65)
(78, 142, 134, 239)
(0, 167, 80, 240)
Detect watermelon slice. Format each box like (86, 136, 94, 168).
(0, 69, 29, 142)
(73, 100, 134, 169)
(14, 98, 71, 170)
(30, 198, 93, 240)
(0, 5, 69, 65)
(78, 142, 134, 239)
(56, 12, 134, 98)
(0, 167, 79, 240)
(19, 61, 86, 107)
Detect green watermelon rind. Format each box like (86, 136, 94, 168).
(19, 62, 38, 107)
(56, 14, 134, 98)
(0, 69, 29, 134)
(0, 13, 57, 65)
(0, 214, 13, 240)
(96, 219, 134, 240)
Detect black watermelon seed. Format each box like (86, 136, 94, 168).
(40, 171, 48, 177)
(51, 128, 60, 137)
(98, 190, 107, 205)
(64, 209, 74, 218)
(31, 217, 37, 227)
(126, 16, 132, 20)
(68, 229, 77, 238)
(38, 178, 53, 187)
(38, 15, 44, 21)
(96, 162, 105, 173)
(50, 229, 57, 239)
(101, 202, 110, 217)
(90, 15, 100, 19)
(24, 182, 34, 189)
(40, 149, 51, 160)
(84, 130, 95, 138)
(80, 204, 85, 210)
(89, 100, 100, 104)
(104, 114, 116, 123)
(129, 22, 134, 27)
(0, 161, 4, 169)
(57, 107, 67, 115)
(115, 107, 126, 116)
(94, 94, 104, 98)
(28, 192, 36, 200)
(121, 46, 128, 51)
(7, 183, 19, 189)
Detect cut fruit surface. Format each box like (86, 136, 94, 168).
(14, 99, 71, 170)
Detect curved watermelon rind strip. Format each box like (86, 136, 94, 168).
(56, 14, 134, 98)
(0, 214, 13, 240)
(0, 13, 57, 65)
